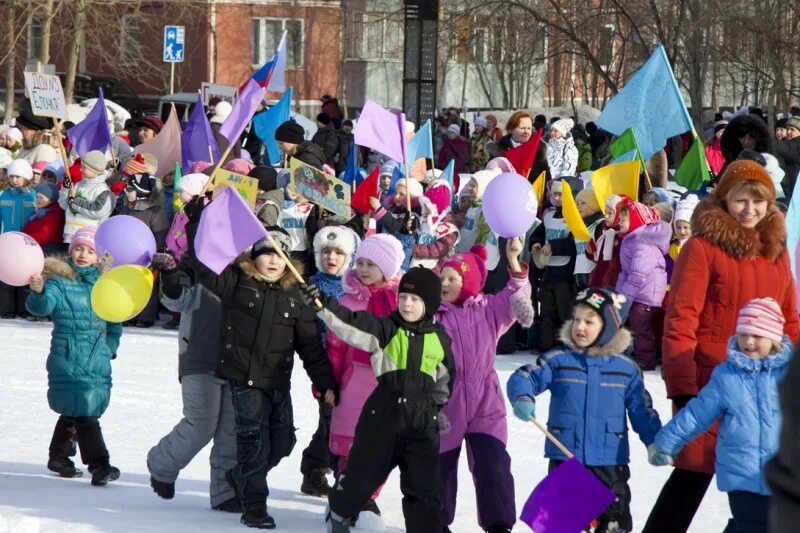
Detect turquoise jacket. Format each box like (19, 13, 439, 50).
(26, 258, 122, 418)
(0, 186, 36, 233)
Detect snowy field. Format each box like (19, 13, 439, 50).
(0, 319, 728, 532)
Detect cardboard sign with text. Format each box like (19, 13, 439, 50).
(201, 82, 237, 107)
(23, 72, 67, 120)
(289, 159, 351, 218)
(213, 170, 259, 209)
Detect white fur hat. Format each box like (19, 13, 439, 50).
(397, 177, 424, 198)
(551, 118, 575, 137)
(313, 225, 361, 277)
(210, 101, 233, 125)
(674, 194, 700, 226)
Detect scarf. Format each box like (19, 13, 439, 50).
(309, 271, 345, 301)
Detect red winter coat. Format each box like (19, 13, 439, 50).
(662, 196, 800, 473)
(23, 203, 65, 248)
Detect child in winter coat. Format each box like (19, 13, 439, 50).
(23, 182, 66, 255)
(545, 118, 579, 179)
(667, 194, 699, 288)
(587, 195, 622, 289)
(300, 267, 456, 533)
(322, 233, 404, 522)
(59, 150, 116, 243)
(455, 168, 505, 271)
(27, 227, 123, 486)
(410, 180, 460, 270)
(300, 224, 361, 498)
(507, 288, 662, 533)
(614, 197, 671, 370)
(573, 188, 605, 289)
(183, 225, 337, 529)
(437, 239, 534, 532)
(372, 178, 424, 270)
(649, 298, 793, 533)
(0, 159, 37, 318)
(166, 173, 209, 262)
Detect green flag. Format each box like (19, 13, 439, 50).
(609, 128, 645, 168)
(172, 162, 183, 213)
(673, 137, 711, 190)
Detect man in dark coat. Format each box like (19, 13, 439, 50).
(311, 113, 340, 167)
(776, 116, 800, 197)
(276, 121, 326, 169)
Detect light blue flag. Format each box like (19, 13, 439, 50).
(252, 87, 293, 166)
(613, 149, 638, 163)
(406, 119, 433, 161)
(386, 166, 404, 196)
(786, 170, 800, 277)
(596, 45, 693, 160)
(440, 159, 455, 206)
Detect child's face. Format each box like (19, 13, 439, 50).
(577, 198, 594, 217)
(35, 192, 51, 208)
(440, 266, 463, 303)
(737, 334, 774, 360)
(571, 305, 603, 348)
(71, 245, 98, 267)
(355, 257, 385, 286)
(398, 293, 425, 322)
(604, 205, 617, 227)
(41, 171, 57, 185)
(31, 171, 41, 185)
(675, 220, 691, 240)
(618, 209, 630, 233)
(549, 190, 562, 207)
(379, 175, 392, 191)
(254, 251, 287, 280)
(9, 175, 28, 188)
(394, 186, 407, 206)
(467, 179, 480, 200)
(321, 247, 346, 275)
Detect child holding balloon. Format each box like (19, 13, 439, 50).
(0, 159, 37, 318)
(27, 226, 123, 486)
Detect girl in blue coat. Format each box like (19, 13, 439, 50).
(649, 298, 793, 533)
(27, 226, 123, 486)
(507, 288, 662, 533)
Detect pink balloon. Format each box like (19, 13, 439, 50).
(0, 232, 45, 286)
(482, 172, 539, 238)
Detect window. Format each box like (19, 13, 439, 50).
(252, 18, 304, 68)
(27, 18, 42, 61)
(119, 15, 140, 65)
(468, 15, 487, 63)
(344, 12, 402, 61)
(597, 24, 615, 69)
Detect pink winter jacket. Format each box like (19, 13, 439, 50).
(326, 269, 400, 457)
(436, 264, 534, 453)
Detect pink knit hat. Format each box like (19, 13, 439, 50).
(355, 234, 405, 280)
(69, 226, 97, 254)
(442, 244, 488, 305)
(737, 297, 785, 342)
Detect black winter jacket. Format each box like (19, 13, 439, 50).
(293, 141, 327, 170)
(184, 256, 336, 393)
(311, 125, 340, 166)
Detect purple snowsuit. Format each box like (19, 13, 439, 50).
(435, 264, 534, 530)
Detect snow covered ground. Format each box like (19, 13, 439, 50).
(0, 319, 728, 532)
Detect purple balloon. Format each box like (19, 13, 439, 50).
(481, 172, 538, 238)
(95, 215, 156, 267)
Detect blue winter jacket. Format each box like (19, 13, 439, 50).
(26, 258, 123, 418)
(0, 186, 36, 233)
(506, 323, 662, 466)
(655, 337, 793, 495)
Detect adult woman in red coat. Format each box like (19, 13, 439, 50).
(643, 160, 800, 532)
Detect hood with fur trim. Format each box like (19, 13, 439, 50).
(691, 195, 786, 261)
(237, 256, 304, 290)
(42, 256, 104, 281)
(558, 319, 633, 357)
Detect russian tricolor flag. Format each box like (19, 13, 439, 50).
(251, 32, 287, 92)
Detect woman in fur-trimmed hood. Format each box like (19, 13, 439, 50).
(645, 159, 800, 532)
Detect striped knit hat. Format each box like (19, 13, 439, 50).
(69, 226, 96, 254)
(737, 298, 785, 342)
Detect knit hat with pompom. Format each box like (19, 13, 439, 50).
(442, 244, 489, 305)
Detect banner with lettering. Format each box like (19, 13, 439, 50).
(213, 170, 259, 209)
(23, 72, 67, 120)
(289, 159, 351, 218)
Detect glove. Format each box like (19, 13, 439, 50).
(672, 395, 696, 410)
(183, 195, 207, 223)
(512, 396, 536, 421)
(400, 212, 419, 235)
(437, 412, 451, 435)
(647, 444, 674, 466)
(299, 283, 324, 311)
(150, 252, 178, 273)
(62, 172, 73, 190)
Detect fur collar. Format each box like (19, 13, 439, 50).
(237, 256, 303, 290)
(42, 256, 103, 281)
(691, 195, 786, 261)
(726, 336, 793, 371)
(558, 320, 633, 356)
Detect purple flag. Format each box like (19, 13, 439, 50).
(219, 78, 264, 146)
(353, 100, 406, 163)
(67, 88, 113, 158)
(520, 457, 616, 532)
(182, 93, 220, 170)
(195, 186, 267, 274)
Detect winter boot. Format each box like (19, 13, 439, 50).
(213, 498, 243, 513)
(47, 456, 83, 478)
(598, 521, 626, 533)
(90, 463, 120, 486)
(325, 506, 353, 533)
(240, 509, 276, 529)
(161, 318, 180, 330)
(300, 470, 331, 497)
(150, 476, 175, 499)
(354, 498, 384, 529)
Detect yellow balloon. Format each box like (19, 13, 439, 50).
(91, 265, 154, 323)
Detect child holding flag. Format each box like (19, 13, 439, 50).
(410, 180, 460, 270)
(507, 288, 662, 533)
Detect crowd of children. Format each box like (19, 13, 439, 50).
(5, 99, 799, 533)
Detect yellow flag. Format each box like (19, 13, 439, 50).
(531, 171, 546, 204)
(590, 160, 640, 208)
(561, 183, 591, 241)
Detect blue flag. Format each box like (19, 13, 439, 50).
(386, 166, 404, 196)
(181, 93, 220, 171)
(252, 87, 293, 166)
(786, 170, 800, 277)
(67, 88, 113, 158)
(343, 142, 358, 190)
(596, 45, 693, 160)
(613, 149, 638, 163)
(407, 119, 433, 161)
(439, 159, 455, 206)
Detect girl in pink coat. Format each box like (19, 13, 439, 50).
(325, 233, 404, 520)
(436, 238, 534, 533)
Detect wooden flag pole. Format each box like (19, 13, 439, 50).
(642, 163, 654, 191)
(264, 232, 323, 308)
(404, 162, 412, 212)
(530, 418, 574, 459)
(208, 146, 215, 165)
(199, 143, 234, 196)
(52, 117, 70, 176)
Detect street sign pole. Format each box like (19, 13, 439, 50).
(170, 63, 175, 95)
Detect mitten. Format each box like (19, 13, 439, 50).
(299, 283, 324, 311)
(512, 396, 536, 421)
(647, 444, 674, 466)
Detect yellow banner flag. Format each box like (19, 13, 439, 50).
(531, 171, 546, 204)
(590, 160, 640, 208)
(562, 182, 591, 241)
